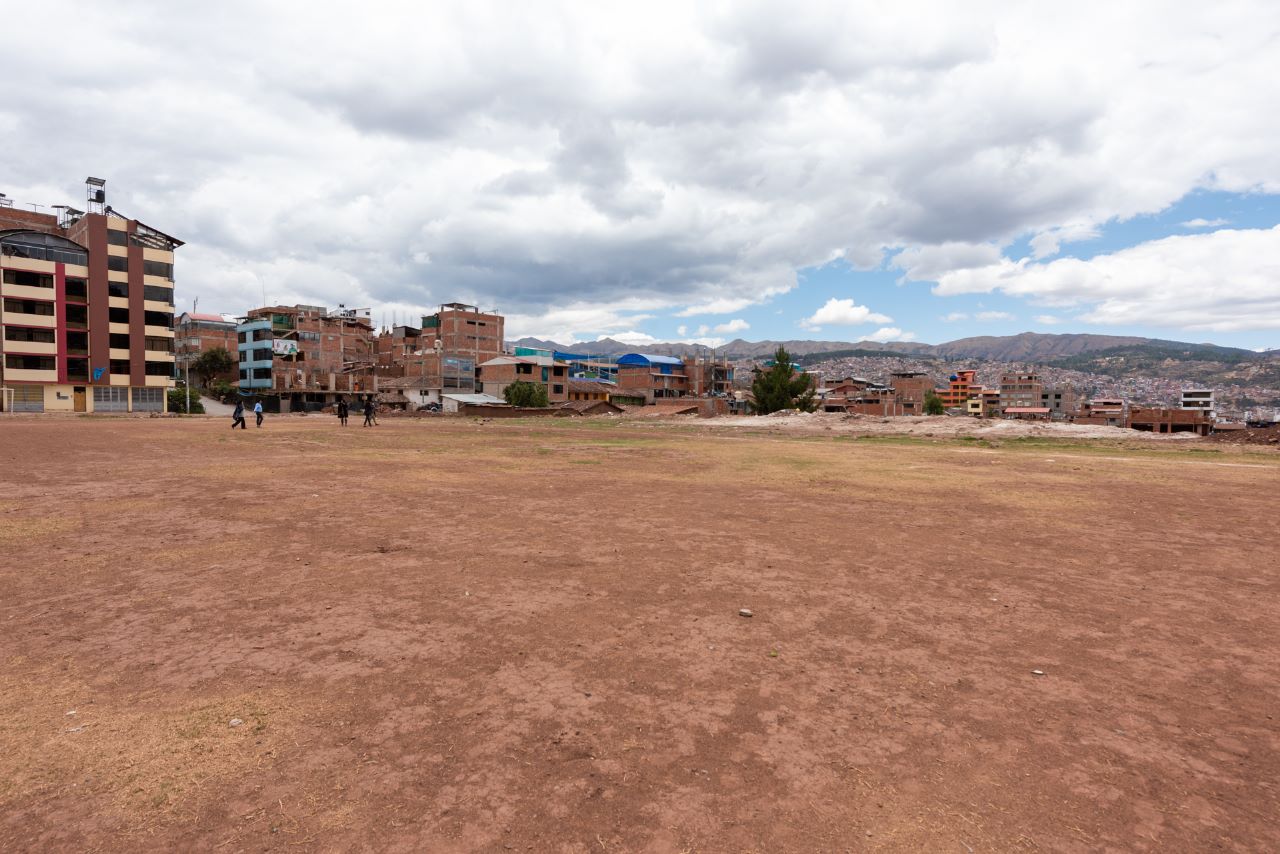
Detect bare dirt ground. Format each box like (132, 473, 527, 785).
(1, 415, 1277, 852)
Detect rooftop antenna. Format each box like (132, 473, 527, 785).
(85, 177, 106, 215)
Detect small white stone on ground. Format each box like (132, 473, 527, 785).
(229, 718, 244, 727)
(739, 608, 753, 617)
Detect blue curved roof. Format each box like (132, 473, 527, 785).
(617, 353, 683, 366)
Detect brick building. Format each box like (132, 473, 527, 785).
(419, 303, 504, 364)
(999, 372, 1043, 412)
(478, 355, 569, 402)
(176, 311, 238, 381)
(236, 304, 377, 410)
(1129, 406, 1213, 435)
(683, 354, 735, 397)
(889, 371, 931, 415)
(1, 179, 179, 413)
(615, 353, 689, 401)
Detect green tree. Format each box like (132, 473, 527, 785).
(168, 386, 205, 414)
(192, 346, 235, 387)
(751, 347, 816, 414)
(503, 380, 549, 407)
(924, 391, 945, 415)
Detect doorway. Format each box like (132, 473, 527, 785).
(73, 386, 86, 412)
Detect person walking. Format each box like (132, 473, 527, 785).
(337, 398, 348, 426)
(253, 399, 264, 428)
(231, 399, 247, 430)
(362, 397, 376, 427)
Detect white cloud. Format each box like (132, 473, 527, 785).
(676, 324, 688, 336)
(934, 226, 1280, 331)
(942, 312, 969, 322)
(0, 2, 1277, 337)
(606, 330, 661, 346)
(975, 310, 1014, 321)
(504, 302, 656, 342)
(1034, 314, 1062, 325)
(713, 318, 750, 334)
(1181, 218, 1230, 228)
(800, 298, 892, 330)
(866, 327, 915, 343)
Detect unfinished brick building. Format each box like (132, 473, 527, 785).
(478, 354, 569, 402)
(236, 305, 378, 411)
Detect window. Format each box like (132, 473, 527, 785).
(298, 331, 320, 342)
(94, 386, 128, 412)
(237, 331, 247, 344)
(541, 367, 549, 382)
(0, 231, 88, 266)
(144, 361, 173, 377)
(143, 311, 173, 329)
(553, 366, 565, 376)
(552, 384, 563, 395)
(107, 256, 128, 273)
(107, 282, 128, 298)
(107, 229, 129, 246)
(66, 331, 88, 354)
(144, 336, 173, 353)
(109, 333, 130, 349)
(516, 363, 532, 374)
(110, 359, 131, 375)
(66, 358, 89, 381)
(252, 329, 273, 341)
(252, 367, 271, 379)
(143, 260, 173, 279)
(109, 307, 129, 324)
(143, 284, 174, 304)
(4, 354, 56, 371)
(3, 298, 55, 316)
(239, 368, 248, 380)
(65, 304, 88, 328)
(252, 347, 272, 362)
(4, 326, 56, 344)
(65, 277, 87, 299)
(3, 269, 54, 288)
(132, 387, 164, 411)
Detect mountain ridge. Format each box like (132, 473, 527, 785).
(510, 332, 1263, 362)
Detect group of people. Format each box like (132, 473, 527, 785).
(334, 396, 380, 427)
(233, 395, 379, 429)
(230, 399, 263, 430)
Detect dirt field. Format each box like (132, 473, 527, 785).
(1, 415, 1277, 852)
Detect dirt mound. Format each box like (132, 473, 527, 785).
(1205, 424, 1280, 445)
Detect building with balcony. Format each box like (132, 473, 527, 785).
(0, 179, 179, 413)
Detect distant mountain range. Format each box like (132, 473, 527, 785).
(511, 331, 1265, 363)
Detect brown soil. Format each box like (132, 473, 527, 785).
(1, 415, 1278, 852)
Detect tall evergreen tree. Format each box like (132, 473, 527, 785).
(750, 347, 816, 414)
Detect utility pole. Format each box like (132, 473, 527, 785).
(185, 297, 197, 414)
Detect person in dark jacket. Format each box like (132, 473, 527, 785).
(337, 398, 348, 426)
(231, 400, 247, 430)
(363, 397, 376, 427)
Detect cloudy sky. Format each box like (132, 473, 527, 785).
(4, 1, 1279, 349)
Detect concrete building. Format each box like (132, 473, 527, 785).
(1, 178, 179, 413)
(1041, 387, 1078, 420)
(1181, 389, 1216, 420)
(936, 370, 980, 410)
(1075, 399, 1127, 428)
(684, 354, 735, 397)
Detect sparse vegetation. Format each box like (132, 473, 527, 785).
(503, 380, 550, 407)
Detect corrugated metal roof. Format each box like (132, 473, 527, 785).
(441, 393, 506, 404)
(617, 353, 683, 366)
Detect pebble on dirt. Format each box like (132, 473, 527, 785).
(1031, 669, 1046, 676)
(739, 608, 753, 617)
(229, 718, 244, 727)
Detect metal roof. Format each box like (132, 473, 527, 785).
(617, 353, 683, 366)
(441, 393, 506, 404)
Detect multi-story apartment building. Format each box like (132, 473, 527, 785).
(998, 372, 1043, 413)
(1, 179, 179, 413)
(615, 353, 689, 401)
(684, 354, 735, 397)
(236, 304, 377, 410)
(936, 370, 980, 409)
(419, 303, 504, 364)
(889, 371, 931, 415)
(1180, 389, 1216, 420)
(176, 311, 238, 380)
